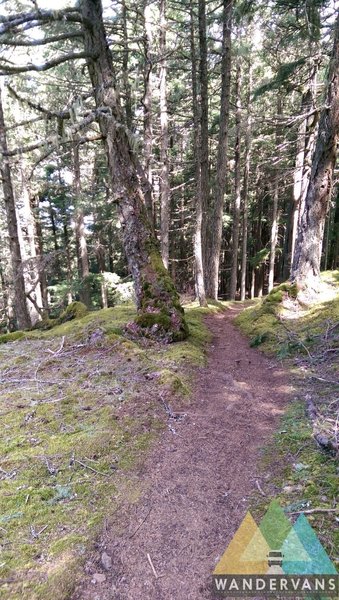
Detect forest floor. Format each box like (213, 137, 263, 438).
(0, 275, 338, 599)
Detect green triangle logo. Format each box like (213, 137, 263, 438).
(259, 500, 292, 550)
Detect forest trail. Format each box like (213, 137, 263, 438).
(73, 305, 291, 600)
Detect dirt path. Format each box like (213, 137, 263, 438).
(72, 306, 291, 600)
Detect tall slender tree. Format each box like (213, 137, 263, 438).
(0, 87, 31, 329)
(159, 0, 170, 269)
(205, 0, 233, 299)
(230, 58, 242, 300)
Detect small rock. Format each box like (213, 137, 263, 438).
(293, 462, 309, 471)
(283, 484, 303, 494)
(101, 552, 112, 571)
(92, 572, 106, 584)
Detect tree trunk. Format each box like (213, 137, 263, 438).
(32, 194, 48, 311)
(229, 59, 242, 300)
(198, 0, 210, 287)
(73, 142, 91, 307)
(0, 87, 31, 330)
(79, 0, 187, 340)
(291, 15, 339, 289)
(18, 169, 43, 324)
(143, 1, 155, 221)
(63, 215, 73, 305)
(121, 0, 132, 129)
(95, 240, 108, 308)
(286, 79, 318, 278)
(268, 97, 282, 292)
(329, 188, 339, 269)
(159, 0, 170, 269)
(190, 1, 207, 307)
(240, 60, 252, 301)
(205, 0, 232, 299)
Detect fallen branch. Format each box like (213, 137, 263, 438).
(147, 553, 158, 579)
(288, 508, 338, 516)
(72, 457, 109, 477)
(46, 336, 65, 356)
(255, 479, 266, 497)
(129, 506, 152, 539)
(310, 375, 339, 386)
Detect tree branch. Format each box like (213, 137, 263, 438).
(7, 85, 95, 122)
(0, 8, 82, 35)
(6, 115, 45, 131)
(0, 51, 95, 75)
(1, 31, 83, 46)
(5, 128, 103, 157)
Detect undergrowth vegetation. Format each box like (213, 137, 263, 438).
(0, 303, 215, 599)
(236, 272, 339, 570)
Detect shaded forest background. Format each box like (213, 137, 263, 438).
(0, 0, 338, 333)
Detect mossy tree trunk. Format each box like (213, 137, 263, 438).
(79, 0, 187, 340)
(291, 14, 339, 289)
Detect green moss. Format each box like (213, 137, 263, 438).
(264, 290, 284, 303)
(0, 331, 24, 344)
(263, 282, 298, 305)
(158, 368, 190, 395)
(235, 301, 279, 353)
(49, 534, 86, 557)
(137, 245, 189, 340)
(57, 301, 88, 323)
(135, 311, 172, 330)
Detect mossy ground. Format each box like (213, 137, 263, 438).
(0, 301, 218, 599)
(235, 272, 339, 571)
(250, 400, 338, 571)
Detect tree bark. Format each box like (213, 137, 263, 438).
(268, 96, 282, 292)
(73, 142, 91, 307)
(286, 73, 318, 279)
(205, 0, 232, 299)
(143, 1, 154, 221)
(31, 194, 48, 311)
(229, 59, 242, 300)
(79, 0, 187, 340)
(18, 172, 43, 324)
(240, 60, 252, 301)
(159, 0, 171, 269)
(198, 0, 210, 287)
(190, 1, 207, 306)
(0, 87, 31, 330)
(291, 15, 339, 288)
(121, 0, 132, 130)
